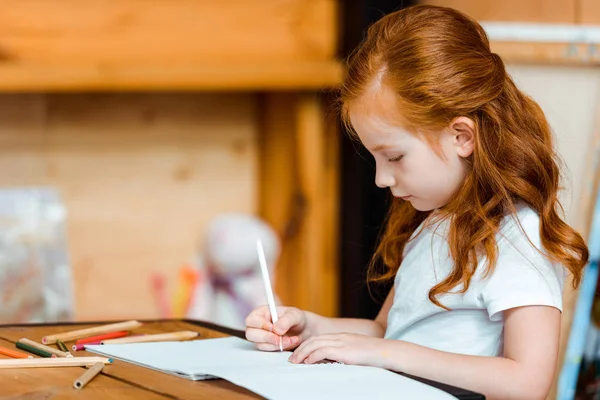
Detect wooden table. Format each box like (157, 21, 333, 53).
(0, 319, 484, 399)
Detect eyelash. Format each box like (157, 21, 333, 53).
(388, 155, 404, 162)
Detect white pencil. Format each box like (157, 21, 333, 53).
(0, 357, 112, 369)
(256, 239, 283, 351)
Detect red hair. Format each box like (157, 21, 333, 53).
(340, 5, 589, 308)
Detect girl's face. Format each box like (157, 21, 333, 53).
(349, 96, 474, 211)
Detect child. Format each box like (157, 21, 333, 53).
(245, 5, 589, 399)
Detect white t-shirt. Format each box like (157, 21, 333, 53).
(384, 204, 565, 357)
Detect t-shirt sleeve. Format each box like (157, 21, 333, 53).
(479, 208, 566, 322)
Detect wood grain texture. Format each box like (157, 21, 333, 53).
(492, 42, 600, 66)
(258, 94, 340, 316)
(0, 0, 342, 90)
(0, 93, 258, 321)
(0, 321, 260, 399)
(0, 62, 344, 92)
(0, 337, 165, 399)
(577, 0, 600, 24)
(420, 0, 576, 23)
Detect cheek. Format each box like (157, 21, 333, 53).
(409, 153, 462, 193)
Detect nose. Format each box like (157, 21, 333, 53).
(375, 167, 396, 189)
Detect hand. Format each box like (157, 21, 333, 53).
(288, 333, 390, 368)
(245, 305, 309, 351)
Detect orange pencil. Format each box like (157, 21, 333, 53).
(75, 331, 130, 346)
(0, 346, 33, 359)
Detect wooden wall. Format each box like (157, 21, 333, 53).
(422, 0, 598, 23)
(0, 93, 258, 320)
(0, 0, 342, 321)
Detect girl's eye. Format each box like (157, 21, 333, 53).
(388, 155, 404, 162)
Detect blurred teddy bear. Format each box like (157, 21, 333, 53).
(186, 213, 281, 330)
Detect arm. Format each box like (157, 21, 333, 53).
(380, 305, 559, 400)
(307, 288, 395, 338)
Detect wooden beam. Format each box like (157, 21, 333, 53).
(420, 0, 576, 23)
(257, 93, 298, 307)
(492, 41, 600, 66)
(258, 93, 339, 316)
(294, 94, 328, 314)
(0, 0, 337, 63)
(578, 0, 600, 24)
(0, 62, 343, 92)
(0, 0, 342, 91)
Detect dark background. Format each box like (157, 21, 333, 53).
(339, 0, 417, 319)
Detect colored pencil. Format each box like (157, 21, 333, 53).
(73, 334, 146, 351)
(72, 342, 91, 352)
(171, 264, 199, 318)
(73, 362, 105, 389)
(102, 330, 198, 344)
(0, 357, 112, 369)
(42, 320, 142, 344)
(56, 340, 69, 353)
(75, 331, 130, 346)
(0, 346, 32, 359)
(18, 338, 71, 358)
(16, 341, 56, 358)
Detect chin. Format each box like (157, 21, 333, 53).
(407, 199, 436, 212)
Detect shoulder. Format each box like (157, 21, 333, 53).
(478, 203, 565, 320)
(498, 203, 541, 245)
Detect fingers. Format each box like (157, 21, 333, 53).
(290, 337, 341, 364)
(304, 348, 337, 365)
(245, 327, 300, 351)
(245, 305, 305, 352)
(245, 306, 274, 331)
(245, 327, 280, 346)
(272, 308, 303, 335)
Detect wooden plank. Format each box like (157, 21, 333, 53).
(257, 93, 299, 307)
(258, 94, 340, 316)
(0, 337, 167, 399)
(577, 0, 600, 24)
(0, 0, 341, 91)
(491, 41, 600, 65)
(0, 93, 258, 321)
(294, 94, 329, 314)
(421, 0, 576, 23)
(0, 321, 260, 399)
(0, 0, 337, 63)
(0, 61, 344, 92)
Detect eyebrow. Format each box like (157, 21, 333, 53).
(371, 144, 389, 152)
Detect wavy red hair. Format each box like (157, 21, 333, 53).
(340, 5, 589, 308)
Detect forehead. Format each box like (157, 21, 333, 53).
(347, 92, 414, 149)
(345, 83, 446, 153)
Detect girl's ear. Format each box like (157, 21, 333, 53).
(449, 117, 475, 158)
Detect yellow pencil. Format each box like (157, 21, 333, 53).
(102, 330, 198, 344)
(42, 320, 142, 345)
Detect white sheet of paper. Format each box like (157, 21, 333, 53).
(86, 336, 457, 400)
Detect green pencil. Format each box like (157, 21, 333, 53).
(56, 340, 69, 353)
(16, 341, 55, 358)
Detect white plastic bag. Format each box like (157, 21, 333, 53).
(0, 188, 74, 323)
